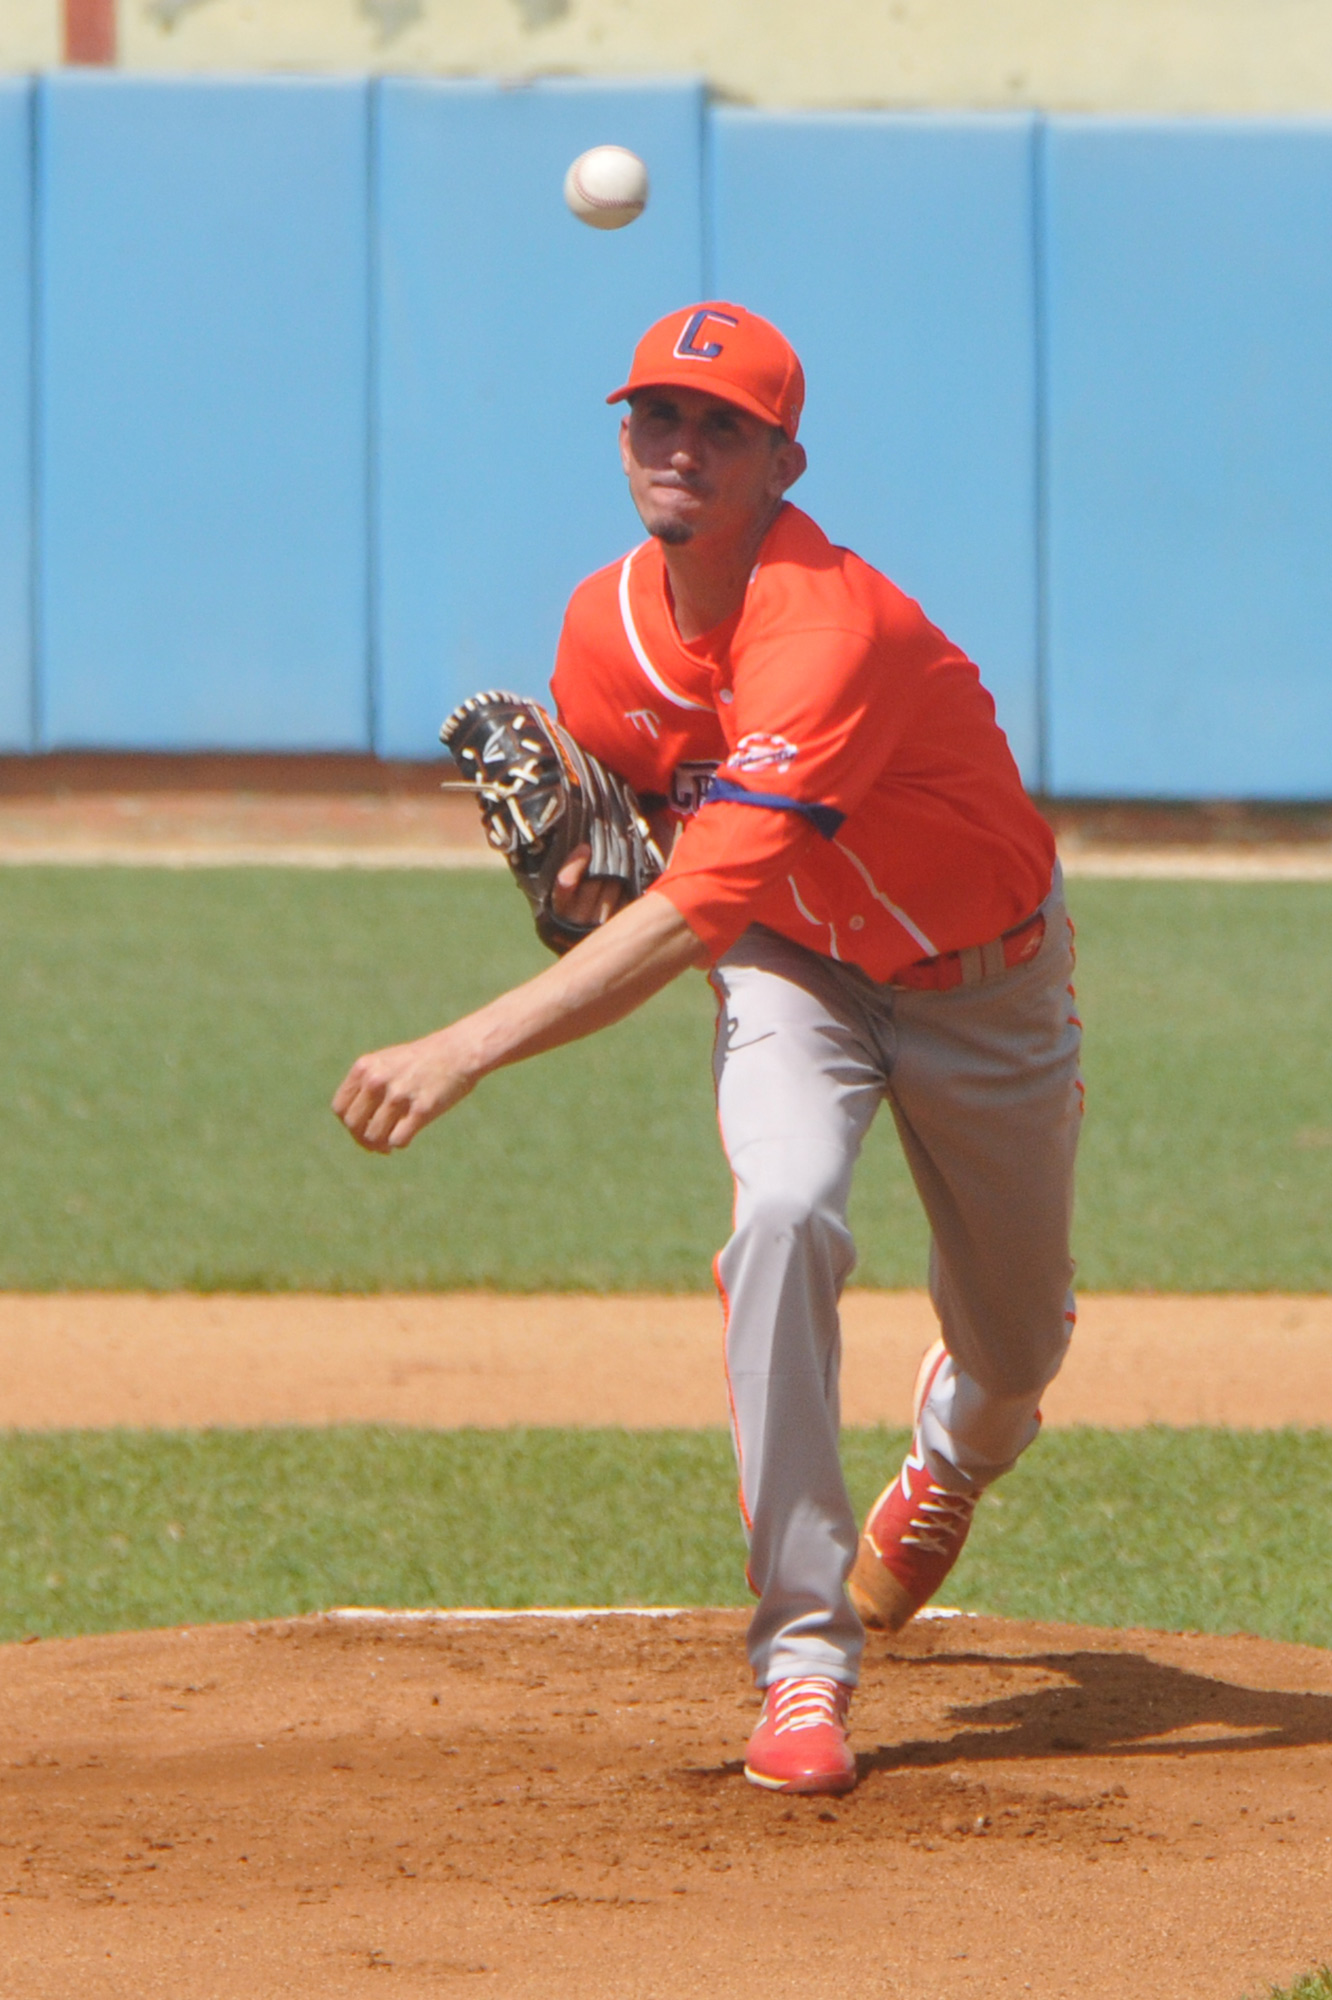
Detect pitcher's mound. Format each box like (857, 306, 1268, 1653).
(2, 1608, 1330, 1999)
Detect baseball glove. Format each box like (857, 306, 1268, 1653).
(440, 689, 666, 955)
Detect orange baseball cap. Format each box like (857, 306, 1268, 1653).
(606, 301, 805, 439)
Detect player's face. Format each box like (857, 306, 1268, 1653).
(620, 388, 805, 549)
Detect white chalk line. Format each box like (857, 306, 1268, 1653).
(1061, 847, 1332, 882)
(328, 1605, 688, 1624)
(1, 841, 1330, 879)
(322, 1604, 968, 1625)
(0, 843, 507, 871)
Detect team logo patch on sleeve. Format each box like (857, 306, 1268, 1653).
(731, 732, 799, 776)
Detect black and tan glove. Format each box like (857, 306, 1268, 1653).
(440, 690, 666, 956)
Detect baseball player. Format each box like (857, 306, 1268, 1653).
(333, 302, 1082, 1797)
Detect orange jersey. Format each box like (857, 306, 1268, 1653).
(550, 503, 1054, 982)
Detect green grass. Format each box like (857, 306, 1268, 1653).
(934, 1426, 1332, 1645)
(0, 868, 733, 1291)
(0, 870, 1330, 1289)
(1069, 880, 1332, 1289)
(0, 1426, 751, 1640)
(4, 1424, 1332, 1647)
(1250, 1974, 1332, 2000)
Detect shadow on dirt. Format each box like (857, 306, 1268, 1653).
(863, 1649, 1332, 1773)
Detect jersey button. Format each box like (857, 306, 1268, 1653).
(718, 688, 734, 704)
(849, 915, 865, 931)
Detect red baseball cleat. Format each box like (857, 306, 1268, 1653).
(847, 1339, 978, 1634)
(744, 1676, 856, 1794)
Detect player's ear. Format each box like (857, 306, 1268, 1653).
(618, 412, 634, 476)
(773, 436, 807, 495)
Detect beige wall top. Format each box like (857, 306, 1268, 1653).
(6, 0, 1332, 115)
(0, 0, 59, 69)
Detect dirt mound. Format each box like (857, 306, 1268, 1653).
(2, 1608, 1330, 1998)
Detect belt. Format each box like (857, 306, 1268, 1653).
(890, 909, 1046, 992)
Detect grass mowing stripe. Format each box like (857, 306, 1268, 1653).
(1070, 879, 1332, 1290)
(0, 867, 738, 1292)
(1, 870, 1330, 1289)
(4, 1426, 1332, 1649)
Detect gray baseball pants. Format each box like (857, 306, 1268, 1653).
(709, 870, 1082, 1690)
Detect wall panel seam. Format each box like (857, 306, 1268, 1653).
(26, 78, 41, 754)
(699, 83, 715, 298)
(1030, 111, 1051, 798)
(366, 78, 381, 758)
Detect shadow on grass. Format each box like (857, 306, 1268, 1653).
(862, 1649, 1332, 1774)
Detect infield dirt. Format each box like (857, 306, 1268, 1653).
(5, 1290, 1332, 1429)
(2, 1607, 1331, 1999)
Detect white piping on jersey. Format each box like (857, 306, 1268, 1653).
(617, 548, 712, 712)
(833, 839, 939, 957)
(787, 876, 841, 960)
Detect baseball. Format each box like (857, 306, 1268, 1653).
(563, 145, 649, 230)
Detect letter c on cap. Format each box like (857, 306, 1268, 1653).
(673, 308, 739, 362)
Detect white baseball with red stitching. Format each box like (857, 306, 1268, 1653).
(563, 145, 649, 230)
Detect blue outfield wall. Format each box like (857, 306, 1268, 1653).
(374, 78, 705, 758)
(37, 75, 372, 752)
(1042, 118, 1332, 799)
(0, 82, 31, 752)
(711, 111, 1042, 782)
(4, 79, 1332, 794)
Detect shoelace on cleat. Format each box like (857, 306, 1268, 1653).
(766, 1677, 848, 1737)
(899, 1484, 977, 1557)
